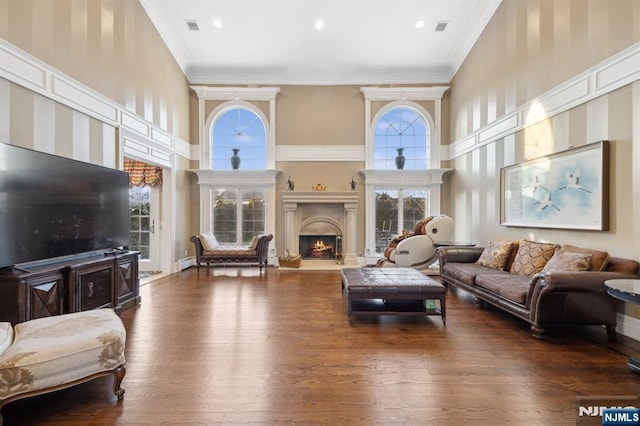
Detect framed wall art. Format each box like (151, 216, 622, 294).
(500, 140, 609, 230)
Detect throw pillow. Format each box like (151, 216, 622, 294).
(509, 240, 559, 276)
(247, 235, 260, 250)
(476, 240, 515, 270)
(560, 244, 609, 271)
(199, 232, 219, 251)
(542, 250, 592, 272)
(0, 322, 13, 356)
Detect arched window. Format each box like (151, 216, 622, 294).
(211, 107, 266, 170)
(374, 107, 429, 170)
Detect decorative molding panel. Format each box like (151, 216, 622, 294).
(276, 145, 364, 162)
(361, 86, 450, 101)
(358, 169, 452, 186)
(190, 169, 282, 186)
(190, 86, 280, 101)
(447, 41, 640, 160)
(0, 39, 193, 162)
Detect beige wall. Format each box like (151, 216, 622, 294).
(0, 0, 193, 267)
(0, 0, 190, 141)
(448, 1, 640, 325)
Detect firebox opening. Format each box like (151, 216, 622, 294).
(299, 235, 337, 259)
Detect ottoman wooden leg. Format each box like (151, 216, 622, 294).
(113, 364, 126, 400)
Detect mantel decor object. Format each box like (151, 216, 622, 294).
(287, 176, 295, 191)
(312, 183, 327, 191)
(350, 176, 357, 191)
(395, 148, 405, 170)
(230, 148, 241, 170)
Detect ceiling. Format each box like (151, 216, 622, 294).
(139, 0, 502, 85)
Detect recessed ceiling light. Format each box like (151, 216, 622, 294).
(315, 20, 324, 30)
(415, 20, 425, 29)
(213, 19, 223, 29)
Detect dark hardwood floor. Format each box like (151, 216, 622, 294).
(3, 266, 640, 425)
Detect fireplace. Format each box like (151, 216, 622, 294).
(282, 192, 358, 264)
(299, 235, 337, 259)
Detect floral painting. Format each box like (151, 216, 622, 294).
(501, 141, 609, 230)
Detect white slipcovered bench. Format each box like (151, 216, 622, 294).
(0, 309, 126, 423)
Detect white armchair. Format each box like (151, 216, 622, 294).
(379, 215, 454, 269)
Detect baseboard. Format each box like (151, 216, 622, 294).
(617, 313, 640, 342)
(176, 257, 194, 271)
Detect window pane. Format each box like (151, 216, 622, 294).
(212, 108, 266, 170)
(402, 190, 428, 231)
(374, 107, 429, 170)
(374, 190, 398, 254)
(213, 189, 238, 243)
(241, 189, 265, 243)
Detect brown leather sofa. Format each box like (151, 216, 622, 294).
(437, 241, 639, 340)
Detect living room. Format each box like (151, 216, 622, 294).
(1, 0, 640, 424)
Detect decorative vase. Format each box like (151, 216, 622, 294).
(230, 148, 241, 170)
(395, 148, 405, 170)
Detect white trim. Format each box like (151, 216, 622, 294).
(447, 41, 640, 160)
(276, 145, 364, 162)
(358, 169, 451, 186)
(190, 169, 282, 186)
(190, 86, 280, 101)
(617, 313, 640, 342)
(361, 86, 450, 101)
(0, 38, 192, 161)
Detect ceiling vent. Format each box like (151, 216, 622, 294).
(435, 21, 448, 32)
(186, 20, 199, 31)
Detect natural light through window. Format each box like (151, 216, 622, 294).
(374, 107, 429, 170)
(211, 108, 266, 170)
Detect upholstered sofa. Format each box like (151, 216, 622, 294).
(0, 309, 126, 423)
(437, 240, 640, 340)
(190, 232, 273, 272)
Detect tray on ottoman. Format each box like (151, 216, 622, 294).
(341, 267, 446, 325)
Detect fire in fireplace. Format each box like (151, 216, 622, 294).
(299, 235, 337, 259)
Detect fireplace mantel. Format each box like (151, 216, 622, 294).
(282, 191, 359, 264)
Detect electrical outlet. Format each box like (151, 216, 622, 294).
(184, 249, 188, 256)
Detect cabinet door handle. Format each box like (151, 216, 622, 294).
(88, 282, 94, 298)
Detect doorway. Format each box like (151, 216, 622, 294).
(125, 159, 162, 273)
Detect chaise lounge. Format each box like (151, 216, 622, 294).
(191, 233, 273, 272)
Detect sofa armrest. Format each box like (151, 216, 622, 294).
(437, 246, 485, 265)
(528, 271, 639, 306)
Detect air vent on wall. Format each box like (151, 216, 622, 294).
(435, 21, 448, 32)
(186, 20, 199, 31)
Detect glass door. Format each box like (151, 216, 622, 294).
(129, 185, 161, 272)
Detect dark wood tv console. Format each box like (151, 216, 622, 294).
(0, 251, 140, 325)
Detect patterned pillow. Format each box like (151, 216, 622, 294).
(560, 244, 609, 271)
(247, 235, 260, 250)
(476, 240, 515, 270)
(0, 323, 14, 356)
(542, 250, 592, 272)
(509, 240, 560, 276)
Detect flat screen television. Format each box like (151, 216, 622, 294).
(0, 141, 130, 269)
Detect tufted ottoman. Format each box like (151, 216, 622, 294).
(0, 309, 126, 423)
(341, 267, 446, 324)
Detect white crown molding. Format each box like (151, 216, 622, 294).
(361, 86, 450, 101)
(187, 67, 452, 86)
(190, 86, 281, 101)
(0, 38, 193, 163)
(447, 40, 640, 160)
(276, 145, 364, 162)
(358, 169, 452, 186)
(190, 169, 282, 186)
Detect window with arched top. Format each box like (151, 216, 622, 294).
(373, 107, 429, 170)
(211, 107, 267, 170)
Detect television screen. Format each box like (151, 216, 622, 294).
(0, 141, 130, 268)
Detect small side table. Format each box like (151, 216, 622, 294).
(604, 279, 640, 373)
